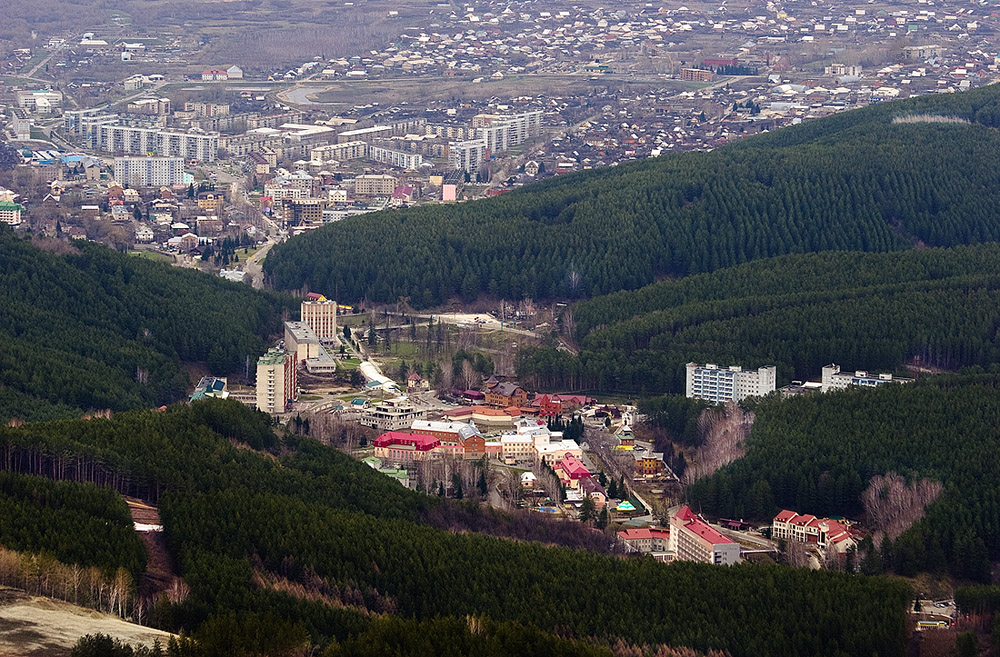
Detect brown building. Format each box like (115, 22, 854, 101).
(681, 68, 714, 82)
(485, 382, 528, 409)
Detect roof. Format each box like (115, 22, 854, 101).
(673, 505, 735, 547)
(556, 454, 590, 479)
(774, 509, 798, 523)
(374, 431, 440, 451)
(491, 382, 523, 397)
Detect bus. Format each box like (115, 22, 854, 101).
(916, 621, 949, 630)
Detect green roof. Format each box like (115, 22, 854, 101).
(0, 202, 23, 211)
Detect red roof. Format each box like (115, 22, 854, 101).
(556, 454, 591, 479)
(374, 431, 440, 451)
(774, 509, 798, 523)
(673, 506, 734, 547)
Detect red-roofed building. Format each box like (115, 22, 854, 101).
(669, 505, 740, 565)
(617, 527, 672, 560)
(374, 431, 440, 464)
(554, 453, 591, 488)
(772, 509, 857, 554)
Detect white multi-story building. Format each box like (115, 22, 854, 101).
(311, 141, 368, 163)
(256, 348, 297, 414)
(685, 362, 776, 403)
(669, 506, 740, 566)
(16, 89, 63, 112)
(0, 201, 24, 226)
(97, 125, 219, 161)
(368, 145, 423, 170)
(498, 419, 582, 465)
(360, 397, 427, 431)
(114, 156, 184, 187)
(300, 298, 338, 341)
(449, 139, 486, 172)
(820, 364, 912, 393)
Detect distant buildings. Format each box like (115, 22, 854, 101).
(820, 364, 913, 393)
(669, 505, 741, 566)
(499, 419, 581, 465)
(685, 363, 777, 403)
(617, 527, 672, 560)
(113, 156, 184, 188)
(681, 68, 714, 82)
(256, 348, 297, 414)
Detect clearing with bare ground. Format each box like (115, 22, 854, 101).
(0, 587, 173, 656)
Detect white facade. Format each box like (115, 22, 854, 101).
(685, 362, 776, 403)
(114, 156, 184, 187)
(449, 139, 486, 172)
(820, 364, 910, 393)
(300, 299, 338, 340)
(98, 125, 219, 161)
(360, 397, 426, 431)
(368, 145, 423, 170)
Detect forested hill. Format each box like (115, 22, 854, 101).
(265, 84, 1000, 307)
(686, 375, 1000, 582)
(0, 399, 912, 656)
(517, 244, 1000, 394)
(0, 229, 293, 422)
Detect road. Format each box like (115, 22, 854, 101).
(243, 241, 273, 289)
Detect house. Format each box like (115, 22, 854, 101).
(179, 233, 199, 252)
(485, 382, 528, 408)
(135, 225, 154, 242)
(554, 453, 591, 488)
(633, 451, 665, 477)
(201, 70, 229, 81)
(406, 372, 429, 391)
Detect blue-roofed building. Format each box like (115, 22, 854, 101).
(190, 376, 229, 401)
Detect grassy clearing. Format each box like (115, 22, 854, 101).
(128, 250, 174, 263)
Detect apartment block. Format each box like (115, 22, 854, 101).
(354, 174, 396, 196)
(256, 348, 297, 414)
(685, 363, 777, 403)
(772, 509, 857, 554)
(311, 141, 369, 162)
(97, 125, 219, 161)
(368, 145, 423, 170)
(113, 156, 184, 187)
(449, 139, 487, 172)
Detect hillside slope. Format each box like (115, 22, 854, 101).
(517, 244, 1000, 393)
(0, 400, 912, 657)
(265, 85, 1000, 306)
(0, 229, 293, 422)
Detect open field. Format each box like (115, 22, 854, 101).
(287, 74, 693, 110)
(0, 587, 173, 657)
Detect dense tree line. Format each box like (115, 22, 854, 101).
(0, 471, 145, 579)
(266, 85, 1000, 307)
(0, 399, 911, 656)
(0, 228, 294, 422)
(518, 244, 1000, 393)
(686, 376, 1000, 581)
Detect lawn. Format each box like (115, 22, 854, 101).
(128, 250, 174, 263)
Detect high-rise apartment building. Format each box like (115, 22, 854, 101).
(256, 348, 297, 414)
(114, 156, 185, 187)
(300, 298, 338, 341)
